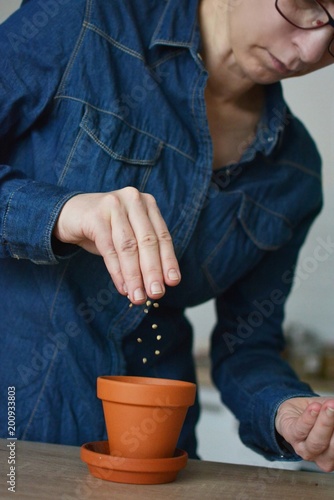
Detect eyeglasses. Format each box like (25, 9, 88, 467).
(275, 0, 334, 57)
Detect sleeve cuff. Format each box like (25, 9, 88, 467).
(2, 179, 82, 264)
(240, 387, 319, 461)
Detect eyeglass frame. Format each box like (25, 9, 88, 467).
(275, 0, 334, 56)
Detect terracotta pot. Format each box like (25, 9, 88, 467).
(97, 375, 196, 459)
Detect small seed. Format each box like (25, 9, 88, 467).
(155, 350, 160, 356)
(152, 324, 158, 329)
(143, 308, 149, 314)
(156, 335, 162, 340)
(129, 303, 133, 308)
(142, 357, 147, 364)
(137, 338, 142, 343)
(146, 300, 152, 306)
(153, 302, 159, 308)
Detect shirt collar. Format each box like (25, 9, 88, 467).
(150, 0, 201, 51)
(256, 82, 288, 156)
(150, 0, 288, 159)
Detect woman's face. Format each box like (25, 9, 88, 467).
(225, 0, 334, 83)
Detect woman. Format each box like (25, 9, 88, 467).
(0, 0, 333, 471)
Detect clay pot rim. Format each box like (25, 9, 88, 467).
(97, 375, 196, 407)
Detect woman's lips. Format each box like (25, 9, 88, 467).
(268, 52, 293, 75)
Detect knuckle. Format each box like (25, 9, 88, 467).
(123, 186, 141, 201)
(120, 236, 138, 254)
(139, 232, 158, 249)
(104, 246, 118, 258)
(143, 193, 157, 206)
(157, 229, 172, 243)
(103, 192, 121, 210)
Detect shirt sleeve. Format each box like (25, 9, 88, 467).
(210, 210, 321, 461)
(0, 0, 87, 263)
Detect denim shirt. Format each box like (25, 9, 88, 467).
(0, 0, 322, 460)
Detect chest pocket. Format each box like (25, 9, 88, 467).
(202, 194, 293, 295)
(57, 105, 164, 192)
(238, 196, 293, 250)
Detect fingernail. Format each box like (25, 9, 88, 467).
(150, 282, 163, 295)
(123, 283, 128, 294)
(134, 288, 145, 301)
(310, 410, 319, 417)
(168, 269, 180, 281)
(326, 407, 334, 417)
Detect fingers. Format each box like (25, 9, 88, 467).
(97, 188, 180, 304)
(290, 401, 323, 441)
(276, 397, 334, 471)
(54, 189, 181, 303)
(141, 194, 181, 288)
(300, 403, 334, 456)
(291, 401, 334, 471)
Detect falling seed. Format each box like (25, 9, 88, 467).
(143, 308, 149, 314)
(156, 335, 162, 341)
(142, 357, 147, 364)
(152, 324, 158, 329)
(153, 302, 159, 308)
(129, 303, 133, 308)
(137, 338, 142, 343)
(146, 300, 152, 306)
(155, 350, 160, 356)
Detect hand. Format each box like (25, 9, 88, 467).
(275, 396, 334, 472)
(53, 188, 181, 304)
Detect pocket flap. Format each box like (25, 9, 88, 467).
(237, 196, 293, 250)
(80, 106, 163, 165)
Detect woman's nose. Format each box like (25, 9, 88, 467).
(295, 27, 333, 64)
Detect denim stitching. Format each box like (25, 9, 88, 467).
(281, 160, 322, 180)
(56, 0, 92, 97)
(81, 122, 164, 165)
(58, 127, 86, 187)
(241, 194, 293, 227)
(150, 0, 170, 47)
(84, 22, 145, 61)
(44, 193, 82, 261)
(2, 183, 25, 254)
(54, 96, 196, 162)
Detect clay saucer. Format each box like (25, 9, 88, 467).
(80, 441, 188, 485)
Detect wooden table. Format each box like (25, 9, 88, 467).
(0, 439, 333, 499)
